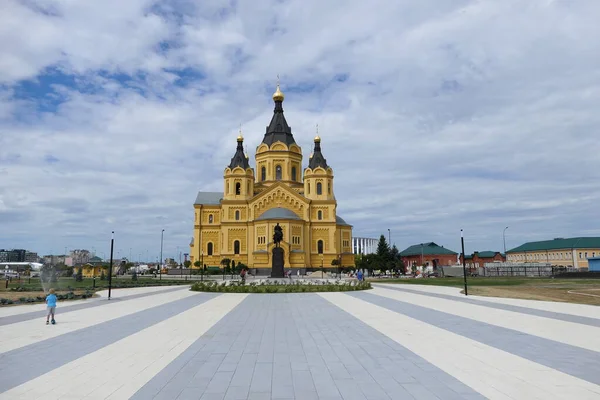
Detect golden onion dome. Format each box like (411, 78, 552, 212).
(314, 135, 321, 143)
(237, 132, 243, 142)
(272, 84, 285, 102)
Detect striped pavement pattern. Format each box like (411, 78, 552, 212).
(0, 283, 599, 399)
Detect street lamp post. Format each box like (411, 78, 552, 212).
(159, 229, 164, 281)
(108, 231, 114, 300)
(387, 229, 391, 247)
(320, 254, 324, 279)
(503, 226, 509, 256)
(201, 250, 204, 282)
(461, 229, 468, 296)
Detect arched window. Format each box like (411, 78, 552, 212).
(234, 240, 240, 255)
(275, 165, 282, 180)
(235, 210, 240, 220)
(208, 214, 213, 223)
(307, 183, 310, 194)
(291, 166, 297, 181)
(235, 182, 241, 195)
(317, 210, 322, 220)
(316, 182, 322, 195)
(328, 184, 331, 194)
(317, 240, 324, 254)
(261, 166, 266, 181)
(247, 181, 250, 193)
(207, 242, 213, 255)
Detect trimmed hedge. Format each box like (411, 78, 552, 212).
(191, 280, 372, 293)
(0, 290, 95, 305)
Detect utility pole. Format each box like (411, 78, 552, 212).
(503, 226, 509, 256)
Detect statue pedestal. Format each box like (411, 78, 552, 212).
(271, 247, 284, 278)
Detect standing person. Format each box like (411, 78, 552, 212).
(357, 269, 363, 282)
(46, 288, 57, 325)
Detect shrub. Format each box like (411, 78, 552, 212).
(75, 268, 83, 282)
(191, 280, 372, 293)
(132, 271, 138, 281)
(100, 271, 106, 281)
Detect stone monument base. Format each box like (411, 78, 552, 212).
(271, 247, 284, 278)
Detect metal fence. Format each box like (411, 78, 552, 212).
(479, 262, 577, 277)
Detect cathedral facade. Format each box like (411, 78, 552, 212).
(189, 84, 354, 273)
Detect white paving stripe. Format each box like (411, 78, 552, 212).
(0, 285, 185, 318)
(377, 283, 600, 319)
(320, 292, 600, 400)
(0, 287, 197, 354)
(370, 286, 600, 352)
(0, 293, 247, 400)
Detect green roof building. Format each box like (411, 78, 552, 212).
(506, 237, 600, 269)
(400, 242, 458, 268)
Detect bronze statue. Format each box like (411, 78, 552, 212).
(273, 223, 283, 247)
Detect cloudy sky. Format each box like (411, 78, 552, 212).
(1, 0, 599, 261)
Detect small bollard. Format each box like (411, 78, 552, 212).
(93, 277, 96, 289)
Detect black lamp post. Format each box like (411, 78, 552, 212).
(108, 231, 114, 300)
(320, 254, 324, 279)
(201, 251, 204, 282)
(461, 229, 468, 296)
(159, 229, 164, 281)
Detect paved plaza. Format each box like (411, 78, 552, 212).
(1, 284, 600, 399)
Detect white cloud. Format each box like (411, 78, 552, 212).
(1, 0, 599, 260)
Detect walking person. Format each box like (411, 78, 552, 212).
(46, 288, 57, 325)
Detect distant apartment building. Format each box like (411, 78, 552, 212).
(25, 252, 39, 262)
(0, 249, 26, 262)
(506, 237, 600, 269)
(70, 249, 91, 265)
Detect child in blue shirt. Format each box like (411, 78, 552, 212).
(46, 288, 57, 325)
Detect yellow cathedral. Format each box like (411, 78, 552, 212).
(189, 83, 354, 274)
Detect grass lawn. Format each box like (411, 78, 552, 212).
(0, 276, 191, 305)
(371, 277, 600, 305)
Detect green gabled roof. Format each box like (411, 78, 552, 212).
(478, 251, 502, 258)
(400, 242, 458, 257)
(507, 237, 600, 253)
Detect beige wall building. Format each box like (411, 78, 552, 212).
(506, 237, 600, 269)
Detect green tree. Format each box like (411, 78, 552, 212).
(193, 260, 201, 268)
(184, 260, 191, 268)
(132, 270, 138, 281)
(75, 268, 83, 282)
(100, 270, 106, 281)
(220, 258, 231, 269)
(376, 234, 391, 272)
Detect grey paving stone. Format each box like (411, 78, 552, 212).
(376, 284, 600, 328)
(247, 392, 271, 400)
(352, 291, 600, 387)
(177, 387, 204, 400)
(205, 371, 234, 394)
(130, 294, 485, 400)
(0, 286, 190, 326)
(223, 385, 249, 400)
(0, 292, 219, 394)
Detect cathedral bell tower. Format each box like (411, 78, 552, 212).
(303, 132, 334, 201)
(223, 131, 254, 201)
(254, 82, 303, 188)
